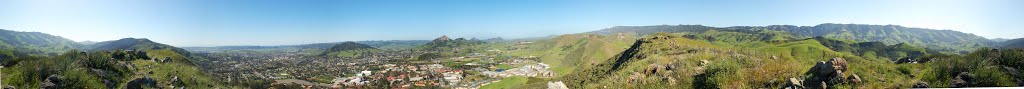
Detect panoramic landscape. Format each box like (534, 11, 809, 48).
(2, 0, 1023, 89)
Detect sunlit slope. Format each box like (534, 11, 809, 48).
(0, 37, 232, 88)
(559, 33, 919, 88)
(0, 29, 82, 58)
(505, 33, 636, 76)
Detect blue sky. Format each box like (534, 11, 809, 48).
(1, 0, 1021, 47)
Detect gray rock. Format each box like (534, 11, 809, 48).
(785, 78, 804, 89)
(913, 81, 929, 88)
(847, 74, 862, 84)
(127, 76, 157, 89)
(41, 75, 63, 89)
(951, 72, 974, 87)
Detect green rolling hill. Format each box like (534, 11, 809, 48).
(505, 24, 1021, 88)
(0, 29, 82, 58)
(0, 29, 230, 88)
(320, 41, 380, 58)
(587, 23, 995, 54)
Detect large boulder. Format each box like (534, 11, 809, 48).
(895, 57, 919, 64)
(951, 72, 974, 87)
(41, 75, 63, 89)
(810, 57, 848, 78)
(547, 81, 569, 89)
(803, 57, 857, 88)
(126, 76, 158, 89)
(785, 78, 804, 89)
(847, 74, 862, 84)
(913, 81, 929, 88)
(645, 64, 662, 75)
(170, 76, 184, 87)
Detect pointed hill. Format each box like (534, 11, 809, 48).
(410, 35, 486, 61)
(325, 41, 376, 51)
(86, 38, 192, 60)
(320, 41, 379, 57)
(418, 35, 485, 50)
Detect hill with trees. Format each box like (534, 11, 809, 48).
(586, 24, 995, 54)
(320, 41, 380, 58)
(0, 29, 230, 88)
(999, 38, 1024, 49)
(418, 35, 485, 51)
(537, 24, 1022, 88)
(0, 29, 82, 57)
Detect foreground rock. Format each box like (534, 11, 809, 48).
(547, 81, 569, 89)
(41, 75, 63, 89)
(786, 57, 862, 89)
(126, 76, 157, 89)
(951, 72, 975, 87)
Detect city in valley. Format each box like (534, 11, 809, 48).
(1, 0, 1022, 89)
(183, 36, 561, 88)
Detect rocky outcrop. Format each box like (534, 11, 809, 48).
(785, 78, 804, 89)
(847, 74, 862, 84)
(913, 81, 929, 88)
(951, 72, 975, 87)
(169, 76, 185, 88)
(162, 56, 172, 63)
(788, 57, 861, 89)
(894, 57, 917, 64)
(41, 75, 64, 89)
(421, 35, 485, 50)
(547, 81, 569, 89)
(126, 76, 157, 89)
(811, 57, 847, 77)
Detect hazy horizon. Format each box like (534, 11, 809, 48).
(2, 0, 1021, 47)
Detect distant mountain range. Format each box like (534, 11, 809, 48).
(1000, 38, 1024, 49)
(183, 40, 429, 53)
(2, 23, 1023, 88)
(588, 23, 996, 53)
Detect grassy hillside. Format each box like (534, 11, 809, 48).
(320, 41, 380, 58)
(0, 33, 230, 88)
(1, 49, 232, 88)
(586, 24, 995, 54)
(417, 35, 486, 51)
(917, 48, 1024, 87)
(505, 33, 636, 76)
(557, 32, 931, 88)
(730, 23, 993, 54)
(0, 29, 82, 57)
(87, 38, 191, 57)
(1000, 38, 1024, 49)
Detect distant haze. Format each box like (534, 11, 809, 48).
(1, 0, 1021, 47)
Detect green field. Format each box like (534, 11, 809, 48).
(480, 76, 529, 89)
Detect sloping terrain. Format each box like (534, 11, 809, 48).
(320, 41, 380, 57)
(0, 29, 82, 57)
(1001, 38, 1024, 49)
(0, 29, 230, 88)
(558, 32, 926, 88)
(587, 24, 994, 54)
